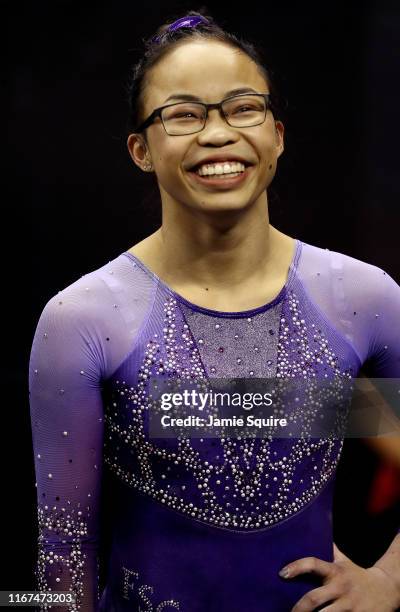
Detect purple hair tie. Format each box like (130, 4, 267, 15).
(151, 15, 210, 45)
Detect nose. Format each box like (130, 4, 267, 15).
(196, 108, 239, 146)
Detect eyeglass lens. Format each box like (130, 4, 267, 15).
(161, 95, 267, 135)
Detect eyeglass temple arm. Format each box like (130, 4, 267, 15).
(134, 108, 162, 133)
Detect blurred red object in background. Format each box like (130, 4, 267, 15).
(368, 460, 400, 514)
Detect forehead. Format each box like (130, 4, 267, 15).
(142, 40, 268, 110)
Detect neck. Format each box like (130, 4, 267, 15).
(151, 191, 291, 290)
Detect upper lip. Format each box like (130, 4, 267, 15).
(188, 155, 253, 171)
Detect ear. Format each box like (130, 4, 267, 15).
(127, 133, 153, 172)
(274, 120, 285, 158)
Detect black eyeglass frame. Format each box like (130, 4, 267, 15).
(133, 93, 274, 135)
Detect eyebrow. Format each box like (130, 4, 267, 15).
(163, 87, 259, 104)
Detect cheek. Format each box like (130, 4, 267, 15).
(153, 144, 190, 185)
(152, 153, 188, 194)
(256, 142, 277, 174)
(155, 156, 181, 182)
(151, 139, 182, 170)
(248, 128, 276, 158)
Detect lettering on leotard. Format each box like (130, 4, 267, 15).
(138, 584, 154, 611)
(156, 601, 181, 611)
(120, 566, 180, 610)
(122, 567, 139, 600)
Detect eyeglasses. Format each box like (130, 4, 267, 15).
(134, 93, 274, 136)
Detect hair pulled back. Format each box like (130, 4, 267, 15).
(126, 8, 284, 136)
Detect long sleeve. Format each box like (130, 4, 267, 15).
(29, 292, 105, 611)
(356, 267, 400, 436)
(363, 268, 400, 378)
(364, 268, 400, 536)
(291, 242, 400, 536)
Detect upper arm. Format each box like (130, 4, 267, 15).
(363, 268, 400, 378)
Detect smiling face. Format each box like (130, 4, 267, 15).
(127, 39, 284, 213)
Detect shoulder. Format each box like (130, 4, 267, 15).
(38, 251, 154, 324)
(31, 255, 126, 375)
(31, 251, 157, 379)
(297, 239, 400, 371)
(299, 239, 399, 298)
(37, 254, 124, 325)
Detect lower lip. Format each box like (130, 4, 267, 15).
(188, 166, 252, 189)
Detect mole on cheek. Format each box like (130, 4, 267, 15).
(269, 164, 273, 169)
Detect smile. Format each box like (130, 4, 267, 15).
(196, 161, 246, 176)
(188, 165, 253, 189)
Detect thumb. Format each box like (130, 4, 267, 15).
(333, 542, 348, 562)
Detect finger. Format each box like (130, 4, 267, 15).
(333, 543, 348, 563)
(318, 602, 352, 612)
(280, 557, 334, 579)
(290, 584, 341, 612)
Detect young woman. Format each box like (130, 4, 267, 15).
(29, 10, 400, 612)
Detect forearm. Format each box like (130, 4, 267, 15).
(37, 536, 100, 612)
(370, 532, 400, 607)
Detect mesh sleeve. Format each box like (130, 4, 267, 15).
(296, 241, 400, 376)
(293, 242, 400, 534)
(363, 268, 400, 377)
(29, 293, 104, 611)
(365, 269, 400, 536)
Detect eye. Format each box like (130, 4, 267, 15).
(175, 112, 196, 119)
(167, 110, 203, 121)
(236, 105, 255, 113)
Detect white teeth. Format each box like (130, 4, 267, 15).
(196, 161, 246, 176)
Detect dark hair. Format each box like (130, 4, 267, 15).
(126, 8, 285, 136)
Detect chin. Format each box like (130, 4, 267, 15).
(191, 196, 256, 212)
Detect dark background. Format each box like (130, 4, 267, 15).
(5, 0, 400, 594)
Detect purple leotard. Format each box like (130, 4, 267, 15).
(29, 238, 400, 611)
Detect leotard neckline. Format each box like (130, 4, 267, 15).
(122, 238, 302, 319)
